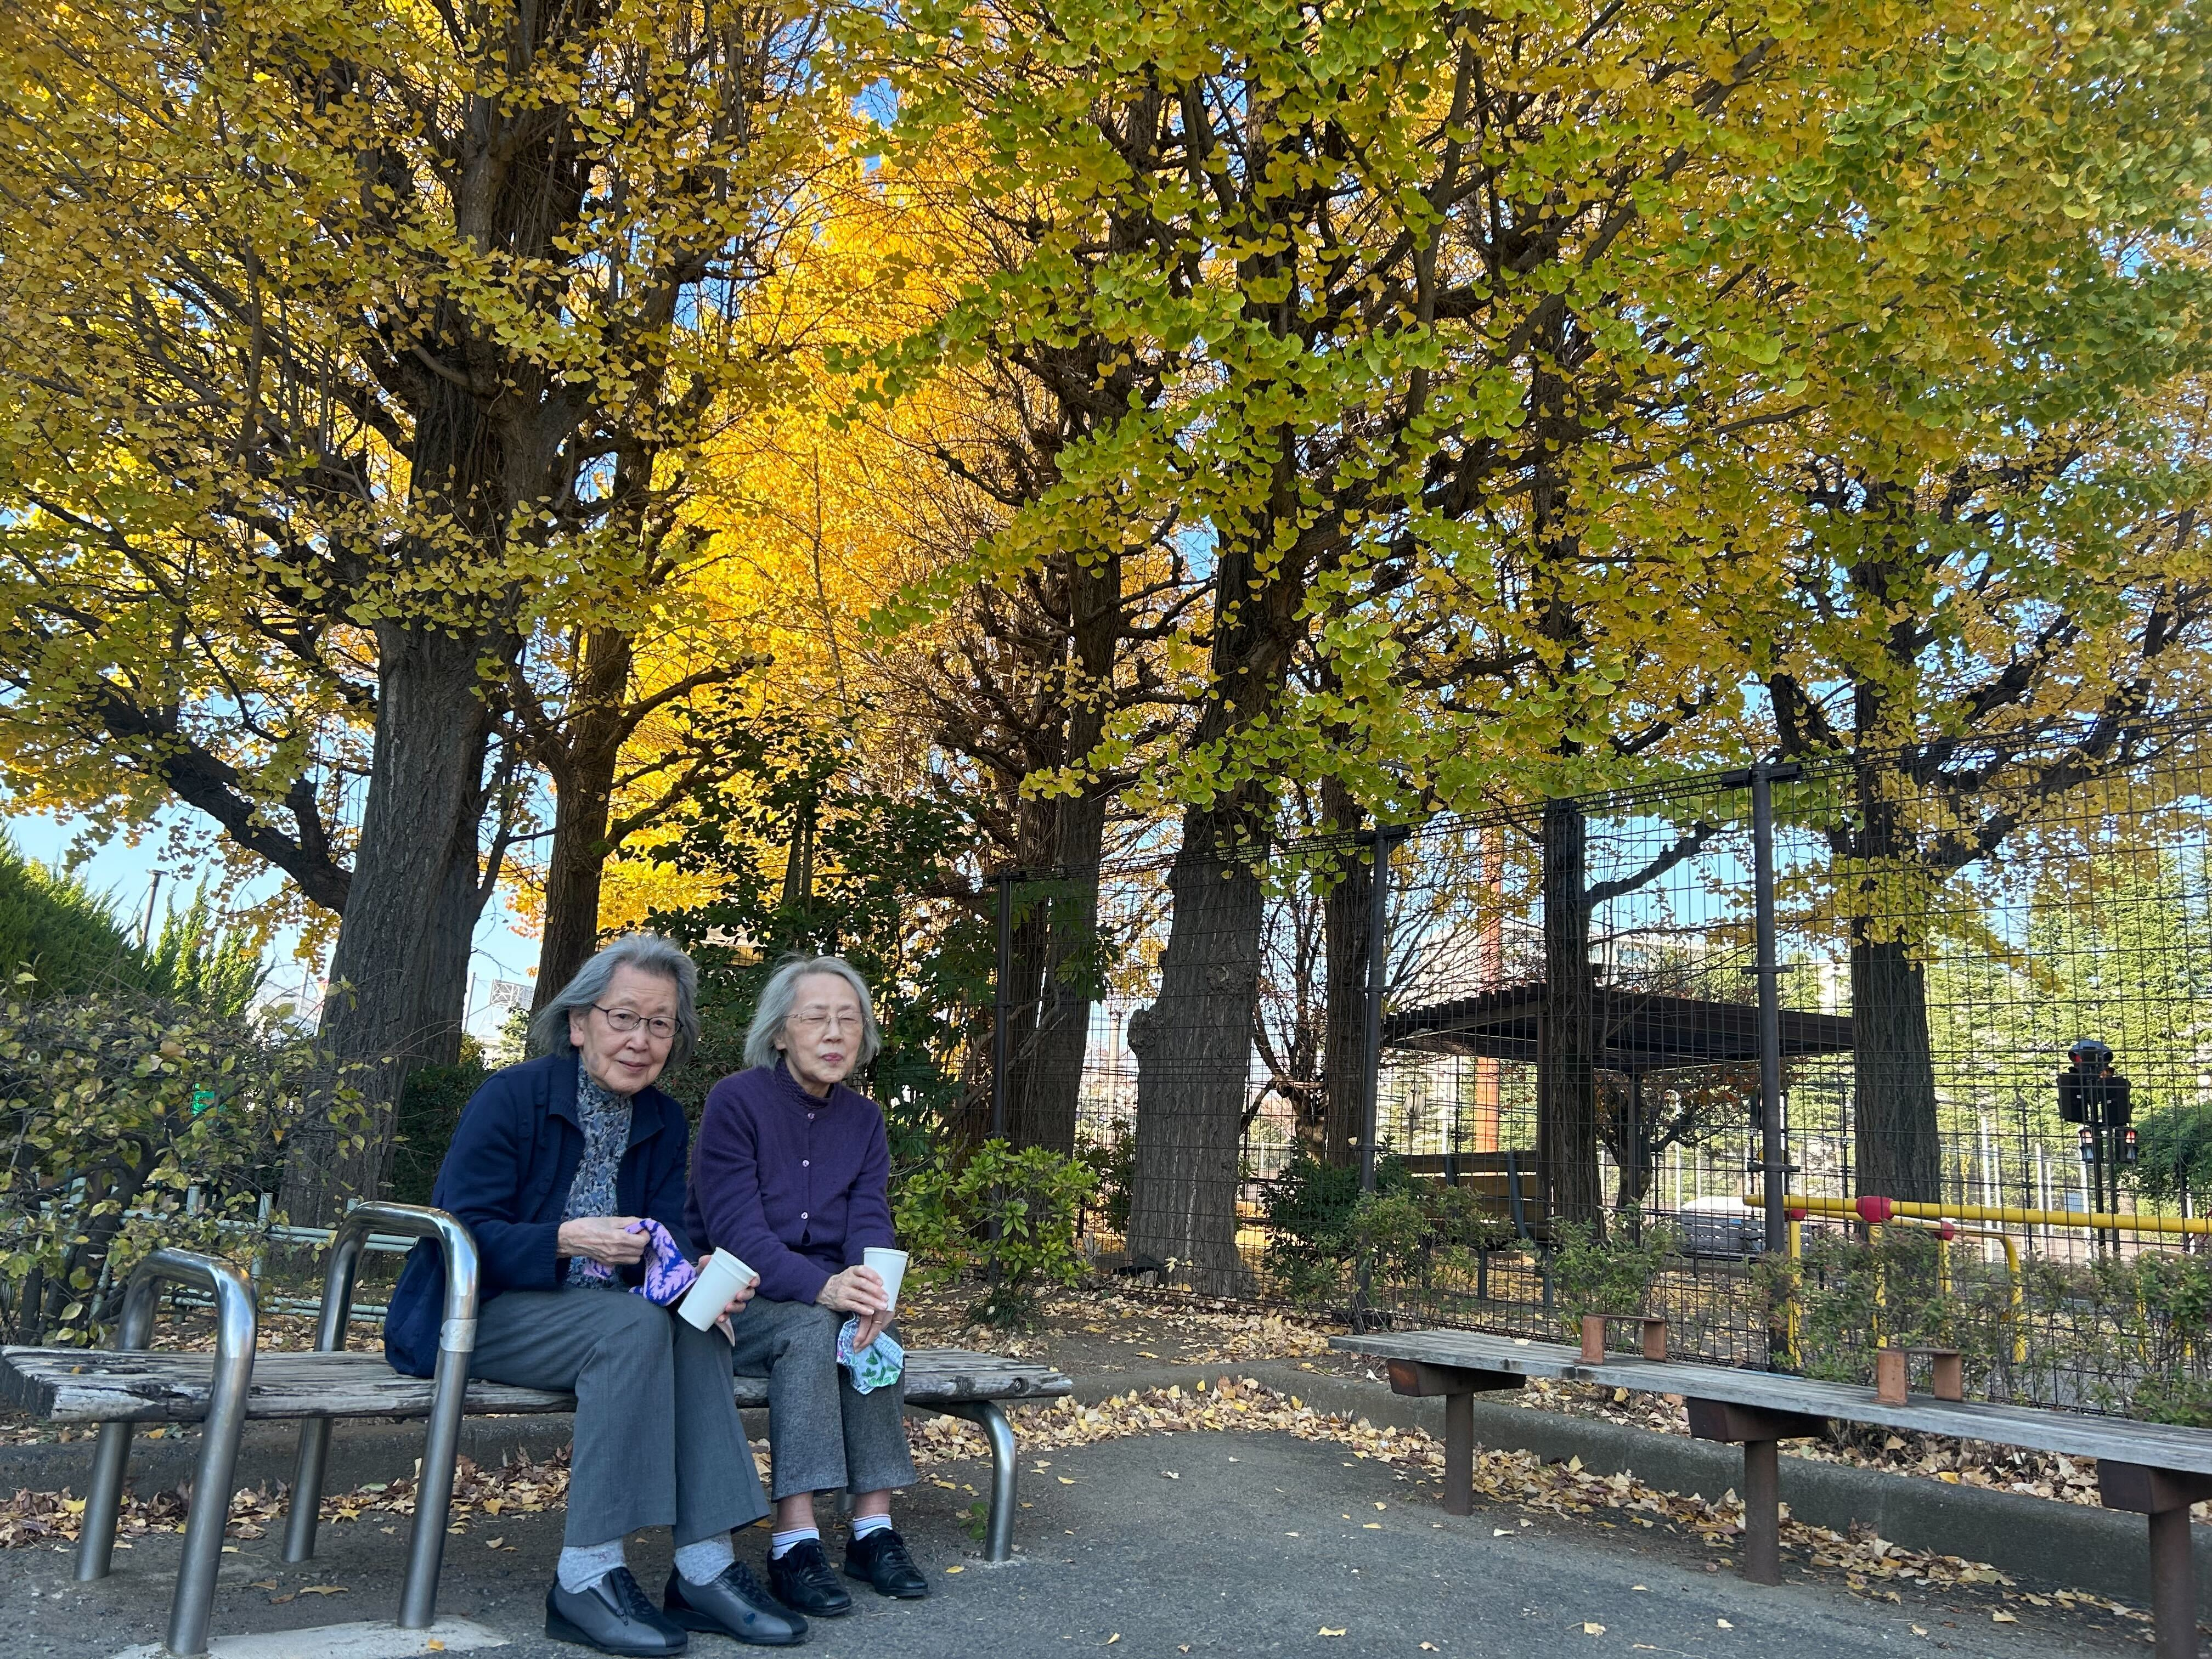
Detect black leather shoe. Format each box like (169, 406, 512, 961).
(663, 1564, 807, 1647)
(766, 1539, 853, 1618)
(844, 1526, 929, 1599)
(546, 1567, 689, 1656)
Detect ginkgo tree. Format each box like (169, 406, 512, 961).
(0, 0, 849, 1215)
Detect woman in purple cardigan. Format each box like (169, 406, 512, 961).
(685, 955, 926, 1618)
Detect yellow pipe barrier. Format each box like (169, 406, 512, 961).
(1745, 1191, 2211, 1237)
(1875, 1217, 2027, 1364)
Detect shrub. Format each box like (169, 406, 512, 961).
(389, 1059, 490, 1206)
(1550, 1210, 1681, 1336)
(1261, 1148, 1510, 1306)
(895, 1139, 1097, 1329)
(1075, 1122, 1133, 1237)
(0, 984, 359, 1343)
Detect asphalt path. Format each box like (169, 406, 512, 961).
(0, 1427, 2157, 1659)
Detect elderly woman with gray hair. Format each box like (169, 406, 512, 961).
(385, 935, 806, 1656)
(684, 953, 927, 1618)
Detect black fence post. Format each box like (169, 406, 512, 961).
(1752, 762, 1787, 1257)
(990, 871, 1016, 1143)
(1359, 826, 1409, 1198)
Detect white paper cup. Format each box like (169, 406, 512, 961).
(864, 1246, 909, 1311)
(679, 1248, 754, 1331)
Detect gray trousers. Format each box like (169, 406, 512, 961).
(472, 1288, 770, 1548)
(725, 1299, 916, 1500)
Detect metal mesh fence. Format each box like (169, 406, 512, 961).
(985, 715, 2212, 1416)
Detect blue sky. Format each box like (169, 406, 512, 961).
(2, 802, 539, 1041)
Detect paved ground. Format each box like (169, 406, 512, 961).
(0, 1426, 2159, 1659)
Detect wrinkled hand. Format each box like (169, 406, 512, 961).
(557, 1216, 649, 1266)
(851, 1307, 894, 1350)
(816, 1264, 889, 1317)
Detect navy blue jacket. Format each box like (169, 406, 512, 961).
(383, 1051, 698, 1378)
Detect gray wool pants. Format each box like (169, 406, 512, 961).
(470, 1288, 770, 1548)
(724, 1298, 916, 1500)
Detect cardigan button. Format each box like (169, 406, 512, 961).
(800, 1211, 809, 1220)
(802, 1159, 810, 1168)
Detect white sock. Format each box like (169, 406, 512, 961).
(674, 1534, 734, 1587)
(557, 1539, 626, 1593)
(849, 1514, 892, 1541)
(769, 1526, 820, 1560)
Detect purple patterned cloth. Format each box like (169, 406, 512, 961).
(626, 1218, 700, 1306)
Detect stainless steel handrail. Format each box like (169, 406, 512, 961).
(74, 1246, 258, 1659)
(279, 1202, 479, 1630)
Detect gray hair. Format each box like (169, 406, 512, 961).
(744, 953, 881, 1073)
(528, 933, 701, 1069)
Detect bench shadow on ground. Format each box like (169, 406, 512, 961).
(0, 1426, 2161, 1659)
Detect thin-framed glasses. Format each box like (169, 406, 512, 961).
(790, 1009, 862, 1034)
(594, 1005, 679, 1040)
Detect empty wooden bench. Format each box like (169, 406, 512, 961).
(1336, 1325, 2212, 1659)
(1, 1205, 1071, 1657)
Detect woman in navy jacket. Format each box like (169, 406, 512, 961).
(385, 935, 804, 1655)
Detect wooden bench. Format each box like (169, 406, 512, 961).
(1336, 1326, 2212, 1659)
(1, 1206, 1071, 1657)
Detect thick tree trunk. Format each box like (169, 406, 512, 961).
(1318, 783, 1370, 1167)
(1540, 798, 1604, 1234)
(286, 623, 496, 1222)
(1125, 811, 1265, 1294)
(1850, 932, 1944, 1203)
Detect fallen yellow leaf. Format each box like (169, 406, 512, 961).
(1105, 1635, 1120, 1646)
(1583, 1623, 1606, 1636)
(1318, 1628, 1346, 1638)
(299, 1585, 348, 1596)
(1716, 1619, 1733, 1629)
(1991, 1612, 2017, 1624)
(944, 1566, 963, 1575)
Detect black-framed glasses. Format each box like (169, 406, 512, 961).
(594, 1005, 679, 1041)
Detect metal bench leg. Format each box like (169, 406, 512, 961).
(399, 1320, 476, 1627)
(937, 1401, 1018, 1563)
(69, 1250, 257, 1657)
(1740, 1440, 1781, 1587)
(282, 1418, 333, 1562)
(1444, 1393, 1474, 1517)
(1684, 1398, 1825, 1592)
(75, 1419, 134, 1582)
(2097, 1460, 2212, 1659)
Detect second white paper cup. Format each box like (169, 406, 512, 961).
(679, 1247, 753, 1330)
(864, 1246, 909, 1311)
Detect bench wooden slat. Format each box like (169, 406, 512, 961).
(1332, 1330, 2212, 1475)
(0, 1344, 1072, 1426)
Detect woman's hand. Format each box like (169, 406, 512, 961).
(557, 1216, 650, 1266)
(851, 1307, 895, 1350)
(701, 1258, 760, 1319)
(816, 1264, 889, 1317)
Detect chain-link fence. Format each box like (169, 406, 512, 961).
(985, 715, 2212, 1417)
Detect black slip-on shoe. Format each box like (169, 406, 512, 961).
(663, 1563, 808, 1647)
(843, 1526, 929, 1599)
(766, 1539, 854, 1618)
(546, 1567, 690, 1657)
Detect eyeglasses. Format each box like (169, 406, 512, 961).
(595, 1005, 679, 1041)
(790, 1009, 862, 1034)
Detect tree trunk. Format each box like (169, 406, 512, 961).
(1008, 791, 1108, 1157)
(1126, 810, 1265, 1294)
(1540, 798, 1604, 1233)
(286, 623, 495, 1222)
(532, 627, 637, 1012)
(1318, 783, 1370, 1166)
(1850, 932, 1944, 1203)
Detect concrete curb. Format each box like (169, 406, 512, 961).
(8, 1358, 2199, 1615)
